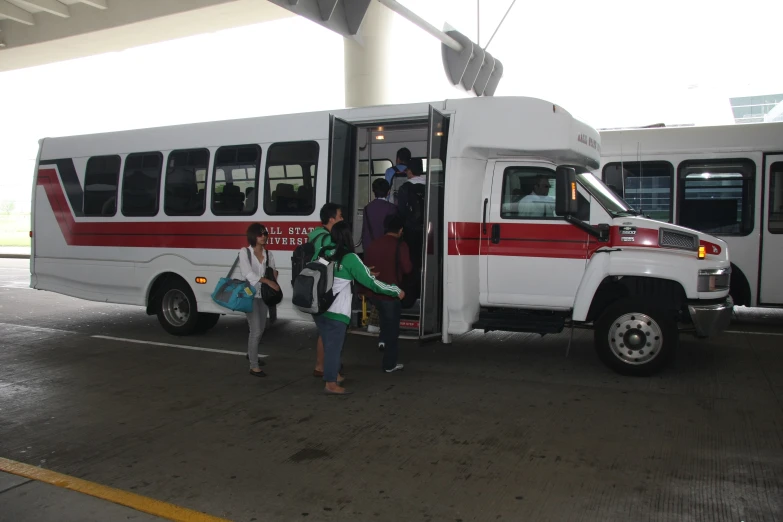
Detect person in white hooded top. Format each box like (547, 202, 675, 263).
(238, 223, 280, 377)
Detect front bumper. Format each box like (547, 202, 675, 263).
(687, 295, 734, 337)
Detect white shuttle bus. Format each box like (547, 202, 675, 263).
(599, 122, 783, 309)
(31, 96, 732, 375)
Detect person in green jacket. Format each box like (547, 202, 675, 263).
(316, 221, 404, 395)
(310, 203, 343, 380)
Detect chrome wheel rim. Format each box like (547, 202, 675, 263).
(162, 289, 191, 327)
(608, 313, 663, 366)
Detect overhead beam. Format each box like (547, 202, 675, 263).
(316, 0, 337, 21)
(343, 0, 370, 35)
(0, 1, 35, 25)
(75, 0, 108, 9)
(15, 0, 70, 18)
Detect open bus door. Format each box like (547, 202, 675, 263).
(760, 155, 783, 305)
(328, 116, 358, 221)
(419, 106, 450, 339)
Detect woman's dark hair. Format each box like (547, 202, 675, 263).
(329, 221, 354, 264)
(246, 223, 268, 247)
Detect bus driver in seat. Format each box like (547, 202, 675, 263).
(517, 175, 555, 217)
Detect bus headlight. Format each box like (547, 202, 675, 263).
(697, 268, 731, 292)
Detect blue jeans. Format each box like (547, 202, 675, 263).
(313, 315, 347, 383)
(374, 299, 401, 370)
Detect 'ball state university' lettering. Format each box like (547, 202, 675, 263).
(264, 226, 317, 246)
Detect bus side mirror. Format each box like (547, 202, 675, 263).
(555, 166, 578, 216)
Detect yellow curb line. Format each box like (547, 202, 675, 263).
(0, 457, 231, 522)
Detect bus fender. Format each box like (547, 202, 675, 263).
(572, 249, 695, 322)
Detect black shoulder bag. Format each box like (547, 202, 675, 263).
(258, 248, 283, 306)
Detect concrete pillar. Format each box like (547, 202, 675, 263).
(343, 1, 394, 108)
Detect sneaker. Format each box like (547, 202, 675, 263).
(378, 342, 385, 352)
(384, 363, 404, 373)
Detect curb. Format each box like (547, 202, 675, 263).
(0, 254, 30, 259)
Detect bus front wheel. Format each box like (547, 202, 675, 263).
(156, 279, 200, 336)
(594, 298, 677, 376)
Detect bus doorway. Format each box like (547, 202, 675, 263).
(328, 107, 449, 340)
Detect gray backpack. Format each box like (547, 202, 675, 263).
(291, 251, 337, 315)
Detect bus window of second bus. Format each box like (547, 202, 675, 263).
(602, 161, 673, 222)
(678, 159, 755, 236)
(769, 162, 783, 233)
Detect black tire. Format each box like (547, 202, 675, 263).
(155, 278, 199, 336)
(594, 298, 677, 376)
(195, 312, 220, 333)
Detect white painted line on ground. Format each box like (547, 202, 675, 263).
(91, 335, 268, 357)
(0, 322, 77, 335)
(725, 330, 783, 336)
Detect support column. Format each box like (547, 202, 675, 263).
(343, 1, 394, 108)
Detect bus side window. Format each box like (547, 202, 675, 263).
(770, 162, 783, 234)
(603, 161, 674, 222)
(164, 149, 209, 216)
(122, 152, 162, 217)
(211, 145, 261, 216)
(84, 155, 121, 217)
(264, 141, 319, 216)
(678, 159, 755, 236)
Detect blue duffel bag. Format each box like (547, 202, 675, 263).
(211, 250, 256, 313)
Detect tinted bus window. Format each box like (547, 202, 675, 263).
(164, 149, 209, 216)
(264, 141, 319, 216)
(84, 155, 121, 216)
(603, 161, 673, 222)
(122, 152, 162, 217)
(212, 145, 261, 215)
(678, 159, 755, 236)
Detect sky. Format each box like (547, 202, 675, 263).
(1, 0, 781, 211)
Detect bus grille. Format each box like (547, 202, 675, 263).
(659, 228, 699, 251)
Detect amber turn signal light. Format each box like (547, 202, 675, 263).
(195, 277, 207, 284)
(697, 246, 706, 259)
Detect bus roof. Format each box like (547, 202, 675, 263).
(39, 96, 600, 168)
(600, 121, 783, 157)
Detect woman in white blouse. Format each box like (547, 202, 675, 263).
(239, 223, 280, 377)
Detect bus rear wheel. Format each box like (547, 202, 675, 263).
(594, 298, 677, 376)
(156, 279, 199, 336)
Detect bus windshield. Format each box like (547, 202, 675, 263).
(577, 172, 639, 218)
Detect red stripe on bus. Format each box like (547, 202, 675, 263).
(446, 221, 682, 258)
(37, 169, 319, 250)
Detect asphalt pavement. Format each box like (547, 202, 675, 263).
(1, 258, 782, 522)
